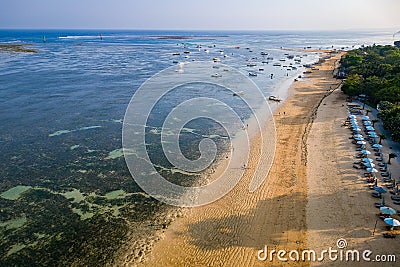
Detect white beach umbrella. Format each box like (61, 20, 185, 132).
(366, 126, 375, 131)
(357, 141, 367, 145)
(361, 150, 371, 155)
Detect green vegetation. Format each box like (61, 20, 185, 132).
(340, 45, 400, 141)
(0, 44, 37, 53)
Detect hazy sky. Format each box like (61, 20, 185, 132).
(1, 0, 399, 30)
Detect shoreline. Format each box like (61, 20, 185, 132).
(124, 51, 344, 266)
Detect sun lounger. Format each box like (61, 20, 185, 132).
(378, 163, 386, 167)
(391, 195, 400, 201)
(371, 192, 382, 198)
(381, 172, 390, 177)
(383, 233, 396, 238)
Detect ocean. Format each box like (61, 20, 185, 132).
(0, 29, 395, 265)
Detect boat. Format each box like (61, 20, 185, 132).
(273, 63, 281, 67)
(211, 73, 222, 77)
(172, 60, 179, 63)
(267, 57, 274, 60)
(184, 51, 190, 54)
(268, 96, 282, 102)
(287, 55, 294, 59)
(172, 53, 180, 56)
(279, 58, 286, 62)
(246, 63, 257, 67)
(261, 51, 268, 56)
(259, 68, 264, 71)
(248, 72, 257, 77)
(213, 58, 221, 62)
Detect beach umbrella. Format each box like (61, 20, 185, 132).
(380, 207, 396, 215)
(372, 144, 383, 149)
(357, 141, 367, 145)
(384, 218, 400, 227)
(364, 162, 375, 168)
(366, 126, 375, 131)
(355, 137, 364, 141)
(362, 116, 370, 121)
(353, 128, 362, 132)
(363, 158, 374, 163)
(374, 186, 387, 194)
(369, 133, 378, 138)
(354, 134, 363, 138)
(361, 150, 371, 155)
(367, 168, 379, 173)
(364, 121, 372, 126)
(349, 115, 356, 119)
(368, 131, 377, 135)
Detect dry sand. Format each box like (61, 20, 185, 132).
(124, 51, 400, 266)
(307, 72, 400, 265)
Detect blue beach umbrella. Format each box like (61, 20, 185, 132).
(364, 162, 375, 168)
(364, 121, 372, 126)
(366, 126, 375, 131)
(366, 168, 378, 173)
(384, 218, 400, 227)
(357, 141, 367, 145)
(380, 207, 396, 215)
(363, 158, 374, 163)
(369, 133, 378, 138)
(355, 136, 364, 141)
(361, 150, 371, 155)
(362, 116, 370, 121)
(372, 144, 383, 149)
(349, 115, 356, 119)
(374, 186, 387, 194)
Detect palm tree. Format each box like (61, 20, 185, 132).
(388, 153, 397, 164)
(372, 119, 379, 126)
(378, 133, 386, 145)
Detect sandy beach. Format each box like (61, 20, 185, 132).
(125, 51, 400, 266)
(122, 52, 338, 266)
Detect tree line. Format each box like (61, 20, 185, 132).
(340, 45, 400, 142)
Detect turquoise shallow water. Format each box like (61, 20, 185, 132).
(0, 29, 394, 264)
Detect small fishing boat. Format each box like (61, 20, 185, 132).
(213, 58, 221, 62)
(248, 72, 257, 77)
(273, 63, 281, 67)
(211, 73, 222, 77)
(268, 96, 282, 102)
(247, 63, 257, 67)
